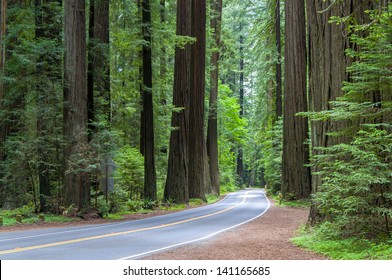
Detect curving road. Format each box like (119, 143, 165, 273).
(0, 189, 270, 260)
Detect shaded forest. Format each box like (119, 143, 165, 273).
(0, 0, 391, 255)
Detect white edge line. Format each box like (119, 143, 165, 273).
(0, 192, 235, 243)
(118, 190, 271, 260)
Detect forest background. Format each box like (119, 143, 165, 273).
(0, 0, 391, 259)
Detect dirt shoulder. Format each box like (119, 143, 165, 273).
(143, 200, 328, 260)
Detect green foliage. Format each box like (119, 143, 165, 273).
(292, 224, 392, 260)
(218, 84, 247, 191)
(0, 206, 74, 227)
(307, 4, 392, 240)
(113, 145, 144, 199)
(261, 118, 283, 194)
(312, 125, 392, 237)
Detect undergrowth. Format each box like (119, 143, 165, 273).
(292, 223, 392, 260)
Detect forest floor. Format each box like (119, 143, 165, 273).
(0, 196, 327, 260)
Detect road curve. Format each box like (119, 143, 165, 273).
(0, 189, 270, 260)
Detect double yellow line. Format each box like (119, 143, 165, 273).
(0, 192, 249, 256)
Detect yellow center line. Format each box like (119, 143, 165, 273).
(0, 192, 249, 256)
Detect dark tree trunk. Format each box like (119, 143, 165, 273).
(281, 0, 311, 199)
(188, 0, 207, 201)
(275, 0, 282, 119)
(63, 0, 89, 209)
(236, 33, 244, 184)
(141, 0, 157, 201)
(138, 0, 145, 156)
(88, 0, 110, 136)
(159, 0, 167, 105)
(206, 0, 222, 195)
(306, 0, 379, 222)
(164, 0, 191, 204)
(94, 0, 110, 123)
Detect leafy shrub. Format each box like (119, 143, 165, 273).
(113, 145, 144, 199)
(126, 199, 143, 212)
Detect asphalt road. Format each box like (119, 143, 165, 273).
(0, 189, 270, 260)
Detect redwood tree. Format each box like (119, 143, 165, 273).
(207, 0, 222, 195)
(281, 0, 311, 199)
(141, 0, 157, 201)
(188, 0, 207, 201)
(164, 0, 191, 204)
(63, 0, 89, 209)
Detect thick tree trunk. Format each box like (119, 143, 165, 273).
(188, 0, 207, 201)
(141, 0, 157, 201)
(281, 0, 311, 199)
(306, 0, 379, 222)
(63, 0, 89, 209)
(207, 0, 222, 195)
(164, 0, 191, 204)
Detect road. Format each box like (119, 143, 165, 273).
(0, 189, 270, 260)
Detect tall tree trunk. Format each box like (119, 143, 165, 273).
(159, 0, 167, 105)
(281, 0, 311, 199)
(164, 0, 191, 204)
(63, 0, 89, 209)
(207, 0, 222, 195)
(307, 0, 379, 222)
(188, 0, 207, 201)
(275, 0, 282, 119)
(141, 0, 157, 201)
(138, 0, 145, 156)
(88, 0, 110, 135)
(94, 0, 110, 123)
(236, 33, 244, 184)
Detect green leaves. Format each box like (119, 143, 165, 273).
(308, 4, 392, 239)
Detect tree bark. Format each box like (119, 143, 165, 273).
(141, 0, 157, 201)
(63, 0, 89, 209)
(164, 0, 191, 204)
(94, 0, 110, 123)
(188, 0, 207, 201)
(281, 0, 311, 199)
(306, 0, 378, 222)
(207, 0, 222, 195)
(159, 0, 167, 105)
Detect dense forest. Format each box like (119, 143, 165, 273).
(0, 0, 391, 256)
